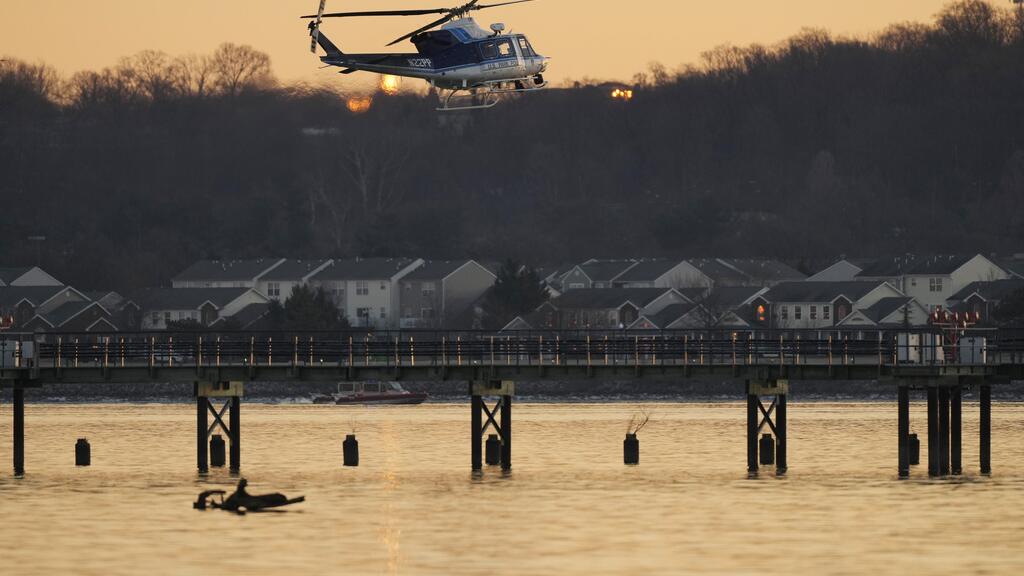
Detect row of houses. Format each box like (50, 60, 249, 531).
(3, 253, 1023, 333)
(507, 254, 1024, 331)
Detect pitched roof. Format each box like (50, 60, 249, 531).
(903, 254, 977, 275)
(687, 259, 748, 283)
(719, 259, 806, 282)
(404, 260, 492, 281)
(701, 286, 767, 308)
(220, 303, 271, 329)
(763, 281, 888, 303)
(950, 279, 1024, 302)
(578, 260, 637, 282)
(172, 259, 284, 282)
(260, 259, 330, 281)
(0, 267, 32, 285)
(548, 288, 676, 310)
(131, 288, 252, 310)
(856, 255, 918, 277)
(644, 303, 700, 328)
(312, 258, 415, 281)
(0, 285, 68, 308)
(860, 297, 914, 323)
(998, 259, 1024, 278)
(613, 260, 685, 282)
(37, 301, 107, 327)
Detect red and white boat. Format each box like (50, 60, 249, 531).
(312, 382, 428, 405)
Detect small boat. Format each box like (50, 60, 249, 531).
(194, 480, 305, 513)
(312, 381, 428, 405)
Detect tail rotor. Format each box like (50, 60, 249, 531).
(309, 0, 327, 53)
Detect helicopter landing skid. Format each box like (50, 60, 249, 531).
(436, 78, 548, 112)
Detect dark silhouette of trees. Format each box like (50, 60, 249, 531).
(267, 285, 349, 331)
(1, 1, 1024, 291)
(480, 260, 549, 329)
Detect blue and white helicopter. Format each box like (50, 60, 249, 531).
(303, 0, 549, 111)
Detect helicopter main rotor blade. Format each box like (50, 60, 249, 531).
(386, 12, 456, 46)
(301, 8, 450, 18)
(473, 0, 535, 10)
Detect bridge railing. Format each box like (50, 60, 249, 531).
(3, 327, 1022, 370)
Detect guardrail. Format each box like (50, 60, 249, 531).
(2, 328, 1023, 371)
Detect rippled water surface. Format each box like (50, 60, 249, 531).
(1, 401, 1023, 575)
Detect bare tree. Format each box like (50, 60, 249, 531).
(210, 43, 274, 96)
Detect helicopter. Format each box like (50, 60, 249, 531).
(302, 0, 549, 111)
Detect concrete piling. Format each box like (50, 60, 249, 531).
(909, 433, 920, 466)
(623, 433, 639, 465)
(927, 387, 938, 477)
(746, 393, 759, 474)
(343, 434, 359, 466)
(196, 395, 208, 474)
(938, 387, 950, 476)
(980, 384, 991, 475)
(75, 438, 91, 467)
(229, 396, 240, 473)
(13, 387, 24, 476)
(951, 386, 962, 475)
(775, 393, 787, 475)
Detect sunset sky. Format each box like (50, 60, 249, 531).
(2, 0, 963, 88)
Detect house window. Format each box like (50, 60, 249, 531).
(810, 306, 817, 320)
(911, 278, 917, 287)
(356, 307, 370, 319)
(164, 312, 172, 324)
(780, 306, 788, 320)
(151, 312, 159, 325)
(929, 278, 943, 292)
(568, 283, 585, 290)
(356, 281, 369, 296)
(421, 307, 435, 319)
(794, 306, 802, 320)
(380, 307, 386, 319)
(268, 282, 280, 297)
(823, 305, 831, 320)
(422, 282, 436, 298)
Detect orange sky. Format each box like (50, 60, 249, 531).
(1, 0, 964, 89)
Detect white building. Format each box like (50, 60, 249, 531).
(254, 259, 332, 302)
(762, 281, 907, 329)
(309, 258, 423, 329)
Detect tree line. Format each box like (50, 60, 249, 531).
(1, 0, 1023, 291)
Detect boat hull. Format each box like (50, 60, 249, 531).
(313, 392, 428, 406)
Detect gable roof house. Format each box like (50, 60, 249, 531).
(854, 254, 1008, 310)
(560, 260, 638, 290)
(719, 259, 806, 286)
(611, 259, 709, 289)
(761, 281, 907, 329)
(133, 288, 270, 330)
(310, 258, 423, 329)
(836, 297, 931, 329)
(171, 259, 286, 289)
(806, 259, 872, 282)
(0, 285, 90, 329)
(254, 259, 333, 302)
(398, 260, 496, 328)
(526, 288, 691, 330)
(946, 279, 1024, 323)
(23, 300, 118, 332)
(0, 266, 62, 287)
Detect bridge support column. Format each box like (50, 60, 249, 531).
(938, 387, 950, 476)
(196, 393, 208, 473)
(13, 387, 25, 476)
(898, 386, 910, 478)
(927, 387, 938, 477)
(195, 382, 244, 474)
(745, 380, 788, 476)
(950, 385, 962, 475)
(230, 395, 241, 473)
(470, 380, 514, 472)
(980, 384, 991, 475)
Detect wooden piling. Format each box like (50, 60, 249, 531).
(13, 387, 24, 476)
(471, 394, 482, 471)
(229, 396, 240, 473)
(747, 391, 759, 474)
(776, 393, 787, 475)
(196, 394, 208, 473)
(938, 387, 950, 476)
(500, 395, 512, 471)
(927, 387, 938, 477)
(950, 386, 962, 475)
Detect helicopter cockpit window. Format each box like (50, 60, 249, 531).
(517, 37, 535, 57)
(480, 41, 497, 60)
(496, 38, 514, 58)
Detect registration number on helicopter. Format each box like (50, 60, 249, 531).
(483, 60, 517, 71)
(406, 58, 433, 68)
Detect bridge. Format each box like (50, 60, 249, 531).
(2, 328, 1022, 479)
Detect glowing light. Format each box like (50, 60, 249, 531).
(346, 95, 373, 114)
(379, 75, 401, 95)
(611, 88, 634, 101)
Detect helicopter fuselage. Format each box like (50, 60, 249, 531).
(318, 21, 547, 90)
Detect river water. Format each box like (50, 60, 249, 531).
(0, 401, 1022, 575)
